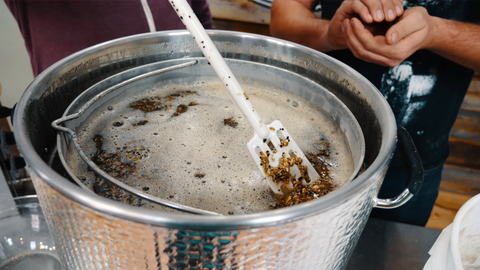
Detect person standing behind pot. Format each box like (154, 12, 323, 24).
(271, 0, 480, 226)
(4, 0, 213, 77)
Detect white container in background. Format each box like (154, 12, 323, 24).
(424, 194, 480, 270)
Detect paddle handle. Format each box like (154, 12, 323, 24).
(169, 0, 270, 139)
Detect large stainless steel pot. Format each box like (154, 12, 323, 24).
(14, 30, 423, 270)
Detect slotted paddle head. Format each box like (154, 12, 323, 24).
(247, 120, 320, 194)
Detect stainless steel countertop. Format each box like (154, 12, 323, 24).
(347, 218, 441, 270)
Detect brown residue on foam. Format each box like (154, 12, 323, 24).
(261, 140, 335, 209)
(272, 177, 334, 209)
(194, 173, 205, 179)
(93, 180, 143, 206)
(90, 135, 151, 206)
(129, 90, 196, 113)
(129, 96, 166, 113)
(112, 121, 124, 127)
(224, 117, 238, 127)
(172, 104, 188, 117)
(133, 120, 149, 126)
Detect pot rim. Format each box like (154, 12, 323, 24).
(14, 30, 396, 230)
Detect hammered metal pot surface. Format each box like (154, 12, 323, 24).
(32, 172, 380, 270)
(14, 30, 396, 270)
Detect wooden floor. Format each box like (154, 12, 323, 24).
(426, 190, 473, 230)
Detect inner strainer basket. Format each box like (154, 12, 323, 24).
(52, 58, 365, 216)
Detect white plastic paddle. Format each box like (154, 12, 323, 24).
(168, 0, 319, 194)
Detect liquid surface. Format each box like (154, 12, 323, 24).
(66, 78, 354, 214)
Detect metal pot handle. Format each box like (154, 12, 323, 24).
(375, 126, 424, 209)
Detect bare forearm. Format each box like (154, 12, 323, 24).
(428, 17, 480, 72)
(270, 0, 333, 52)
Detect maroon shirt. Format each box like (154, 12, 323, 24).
(5, 0, 213, 76)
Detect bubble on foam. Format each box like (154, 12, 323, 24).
(65, 78, 355, 215)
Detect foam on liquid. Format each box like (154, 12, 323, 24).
(66, 78, 354, 215)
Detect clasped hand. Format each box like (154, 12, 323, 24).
(329, 0, 434, 67)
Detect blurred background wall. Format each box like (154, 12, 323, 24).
(0, 1, 34, 109)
